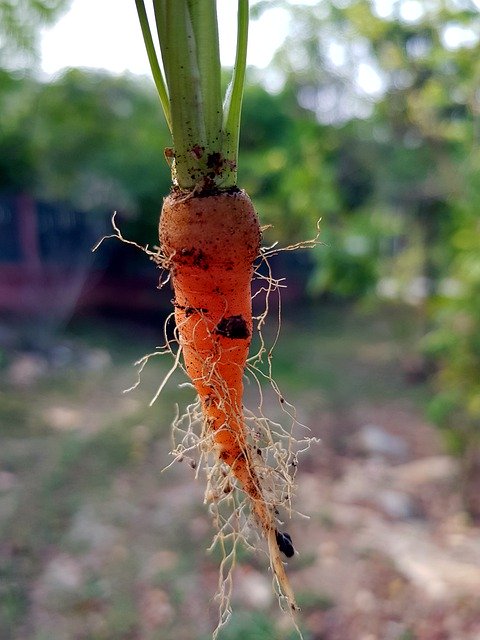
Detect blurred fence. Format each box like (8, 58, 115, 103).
(0, 193, 166, 320)
(0, 193, 314, 322)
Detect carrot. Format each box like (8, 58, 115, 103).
(134, 0, 300, 624)
(161, 187, 298, 608)
(162, 189, 260, 496)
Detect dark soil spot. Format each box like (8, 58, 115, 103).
(215, 315, 250, 339)
(276, 530, 295, 558)
(172, 301, 208, 316)
(207, 152, 223, 173)
(185, 307, 208, 317)
(193, 250, 208, 270)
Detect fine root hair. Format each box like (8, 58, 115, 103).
(96, 216, 321, 638)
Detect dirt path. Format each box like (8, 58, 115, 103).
(2, 309, 480, 639)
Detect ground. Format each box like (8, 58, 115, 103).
(1, 303, 479, 640)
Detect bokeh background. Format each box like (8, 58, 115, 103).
(2, 1, 480, 638)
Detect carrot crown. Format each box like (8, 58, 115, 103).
(135, 0, 249, 191)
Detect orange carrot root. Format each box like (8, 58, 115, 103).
(160, 187, 298, 609)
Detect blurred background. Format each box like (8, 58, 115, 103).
(1, 1, 480, 638)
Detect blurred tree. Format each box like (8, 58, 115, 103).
(0, 0, 72, 196)
(0, 69, 37, 191)
(239, 80, 341, 242)
(0, 0, 71, 69)
(266, 0, 479, 299)
(0, 68, 172, 243)
(424, 145, 480, 519)
(268, 0, 480, 512)
(32, 69, 171, 216)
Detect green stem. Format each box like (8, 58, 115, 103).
(188, 0, 222, 150)
(140, 0, 249, 191)
(223, 0, 249, 187)
(155, 0, 207, 188)
(134, 0, 171, 132)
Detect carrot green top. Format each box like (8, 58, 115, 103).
(135, 0, 249, 191)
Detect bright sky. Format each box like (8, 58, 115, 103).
(40, 0, 479, 102)
(40, 0, 291, 77)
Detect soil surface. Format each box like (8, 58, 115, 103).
(1, 306, 479, 640)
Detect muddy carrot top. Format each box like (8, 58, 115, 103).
(135, 0, 249, 191)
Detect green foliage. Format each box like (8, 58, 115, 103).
(0, 68, 172, 243)
(210, 611, 299, 640)
(262, 0, 480, 503)
(0, 69, 37, 191)
(296, 589, 335, 611)
(424, 209, 480, 459)
(309, 211, 382, 298)
(0, 0, 71, 68)
(33, 69, 171, 214)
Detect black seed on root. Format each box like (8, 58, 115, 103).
(276, 530, 295, 558)
(216, 315, 250, 339)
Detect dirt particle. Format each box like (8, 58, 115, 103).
(204, 395, 215, 408)
(206, 151, 224, 175)
(190, 144, 204, 159)
(216, 315, 250, 339)
(176, 248, 209, 270)
(276, 530, 295, 558)
(193, 250, 208, 270)
(184, 307, 208, 317)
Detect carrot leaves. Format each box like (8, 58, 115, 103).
(135, 0, 249, 190)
